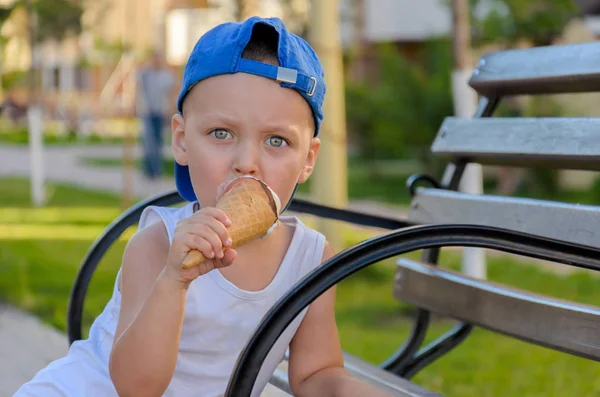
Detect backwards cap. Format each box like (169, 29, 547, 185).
(175, 17, 326, 203)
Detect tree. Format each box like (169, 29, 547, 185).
(345, 0, 580, 176)
(0, 4, 17, 96)
(0, 5, 12, 25)
(466, 0, 580, 195)
(345, 41, 454, 174)
(469, 0, 580, 46)
(235, 0, 258, 21)
(310, 0, 348, 252)
(5, 0, 84, 91)
(30, 0, 83, 42)
(13, 0, 84, 206)
(278, 0, 311, 37)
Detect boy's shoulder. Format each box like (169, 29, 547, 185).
(118, 218, 170, 290)
(123, 203, 194, 264)
(128, 220, 170, 255)
(139, 203, 195, 232)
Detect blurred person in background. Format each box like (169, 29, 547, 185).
(136, 49, 176, 180)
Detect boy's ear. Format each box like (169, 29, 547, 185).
(171, 113, 188, 166)
(297, 137, 321, 184)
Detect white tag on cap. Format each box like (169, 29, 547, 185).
(276, 67, 298, 84)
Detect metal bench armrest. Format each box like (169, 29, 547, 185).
(225, 224, 600, 396)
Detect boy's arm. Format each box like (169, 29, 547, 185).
(109, 223, 187, 397)
(109, 206, 233, 397)
(287, 241, 393, 397)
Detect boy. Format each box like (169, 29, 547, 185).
(15, 16, 392, 397)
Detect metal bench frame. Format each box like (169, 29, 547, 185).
(67, 41, 600, 396)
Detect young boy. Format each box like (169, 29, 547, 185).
(15, 17, 392, 397)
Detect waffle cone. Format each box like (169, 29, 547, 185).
(181, 177, 279, 269)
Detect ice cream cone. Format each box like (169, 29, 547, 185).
(181, 176, 281, 269)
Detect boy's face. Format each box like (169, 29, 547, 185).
(172, 72, 321, 208)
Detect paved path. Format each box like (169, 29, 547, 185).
(0, 304, 68, 397)
(0, 144, 176, 200)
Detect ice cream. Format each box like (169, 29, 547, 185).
(181, 176, 281, 269)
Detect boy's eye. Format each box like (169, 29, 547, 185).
(210, 129, 232, 140)
(266, 136, 287, 148)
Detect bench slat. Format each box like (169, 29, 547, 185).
(270, 353, 442, 397)
(432, 117, 600, 170)
(409, 188, 600, 249)
(394, 259, 600, 361)
(469, 42, 600, 97)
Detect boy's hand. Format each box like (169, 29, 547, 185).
(164, 207, 236, 286)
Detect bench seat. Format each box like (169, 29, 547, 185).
(269, 352, 443, 396)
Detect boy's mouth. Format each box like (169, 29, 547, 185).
(216, 176, 282, 215)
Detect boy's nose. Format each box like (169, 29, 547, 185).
(233, 146, 259, 176)
(233, 165, 257, 176)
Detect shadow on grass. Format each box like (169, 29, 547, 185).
(0, 238, 124, 336)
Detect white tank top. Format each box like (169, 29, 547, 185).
(69, 202, 326, 397)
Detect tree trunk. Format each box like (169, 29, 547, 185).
(348, 0, 367, 82)
(309, 0, 348, 252)
(236, 0, 258, 21)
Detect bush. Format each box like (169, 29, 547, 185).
(345, 40, 454, 175)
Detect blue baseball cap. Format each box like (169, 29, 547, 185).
(174, 16, 326, 205)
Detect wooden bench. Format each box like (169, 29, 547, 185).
(69, 41, 600, 396)
(226, 42, 600, 395)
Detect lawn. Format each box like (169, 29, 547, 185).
(0, 130, 127, 146)
(0, 118, 139, 146)
(1, 177, 599, 396)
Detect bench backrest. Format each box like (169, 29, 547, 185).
(395, 42, 600, 370)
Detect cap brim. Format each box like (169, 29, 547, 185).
(175, 162, 197, 202)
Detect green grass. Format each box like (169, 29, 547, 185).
(335, 251, 600, 396)
(0, 118, 142, 146)
(0, 178, 129, 331)
(1, 177, 599, 396)
(0, 130, 126, 146)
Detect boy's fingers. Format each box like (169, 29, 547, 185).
(196, 224, 223, 258)
(201, 216, 231, 247)
(182, 221, 224, 257)
(189, 235, 215, 259)
(215, 249, 236, 269)
(192, 207, 231, 227)
(224, 249, 237, 266)
(199, 260, 214, 275)
(188, 214, 232, 248)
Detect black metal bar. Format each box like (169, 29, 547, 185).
(67, 191, 411, 344)
(406, 174, 441, 197)
(402, 324, 473, 380)
(474, 96, 501, 119)
(225, 223, 600, 396)
(288, 198, 412, 230)
(380, 309, 430, 374)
